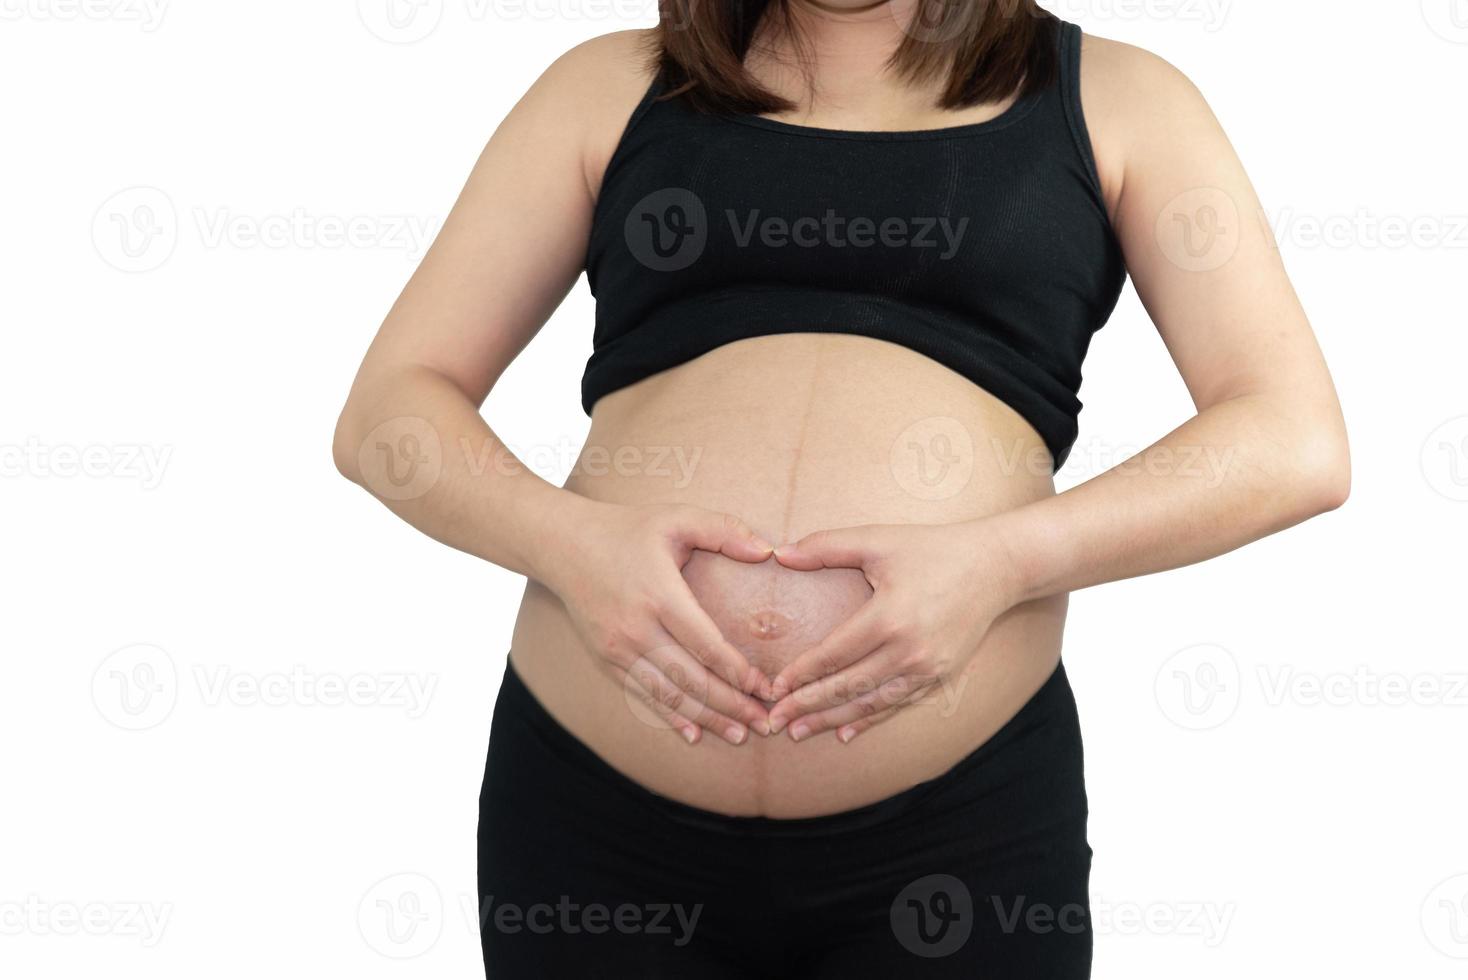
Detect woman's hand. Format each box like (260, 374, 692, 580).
(765, 520, 1024, 743)
(538, 500, 776, 746)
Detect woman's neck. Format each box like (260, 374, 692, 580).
(749, 0, 937, 114)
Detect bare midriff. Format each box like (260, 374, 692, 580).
(509, 333, 1068, 818)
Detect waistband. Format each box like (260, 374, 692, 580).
(496, 655, 1078, 839)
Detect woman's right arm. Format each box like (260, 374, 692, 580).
(332, 32, 774, 744)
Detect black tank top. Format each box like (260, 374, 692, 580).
(583, 18, 1126, 469)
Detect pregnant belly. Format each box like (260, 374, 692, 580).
(683, 556, 871, 680)
(508, 334, 1068, 818)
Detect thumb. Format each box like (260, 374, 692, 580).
(678, 509, 774, 564)
(772, 527, 871, 571)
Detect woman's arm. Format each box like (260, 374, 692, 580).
(332, 38, 603, 579)
(333, 32, 775, 744)
(766, 36, 1349, 739)
(995, 35, 1349, 598)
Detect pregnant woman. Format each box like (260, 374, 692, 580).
(334, 1, 1348, 976)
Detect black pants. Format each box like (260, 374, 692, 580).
(478, 661, 1092, 978)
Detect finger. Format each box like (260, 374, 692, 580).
(677, 509, 774, 564)
(771, 526, 872, 572)
(658, 579, 775, 700)
(769, 603, 888, 701)
(787, 676, 930, 743)
(622, 657, 708, 745)
(834, 700, 908, 743)
(769, 645, 903, 734)
(644, 643, 770, 740)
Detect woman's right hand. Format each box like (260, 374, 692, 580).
(537, 500, 776, 746)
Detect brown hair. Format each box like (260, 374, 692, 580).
(652, 0, 1059, 115)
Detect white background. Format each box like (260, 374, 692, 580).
(2, 1, 1466, 977)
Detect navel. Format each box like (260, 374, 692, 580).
(748, 610, 795, 641)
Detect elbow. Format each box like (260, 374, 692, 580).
(332, 407, 363, 484)
(1311, 456, 1352, 514)
(1294, 428, 1352, 517)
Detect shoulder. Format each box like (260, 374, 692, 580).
(1074, 32, 1222, 204)
(494, 29, 657, 137)
(1077, 32, 1211, 124)
(523, 31, 658, 137)
(514, 29, 660, 198)
(536, 29, 658, 104)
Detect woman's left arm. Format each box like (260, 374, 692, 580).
(767, 36, 1350, 741)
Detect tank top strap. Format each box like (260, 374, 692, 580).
(1055, 20, 1107, 205)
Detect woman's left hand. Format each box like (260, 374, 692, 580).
(766, 520, 1025, 743)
